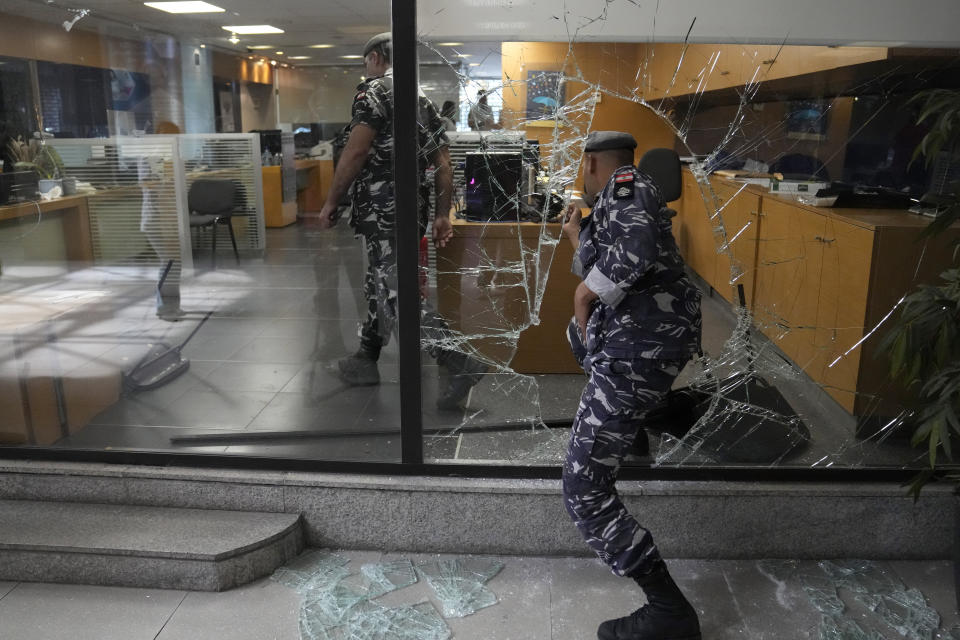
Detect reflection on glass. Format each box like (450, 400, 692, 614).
(0, 2, 402, 461)
(414, 5, 960, 471)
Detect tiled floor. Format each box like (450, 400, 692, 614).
(0, 552, 955, 640)
(0, 221, 924, 468)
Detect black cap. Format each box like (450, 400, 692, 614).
(363, 32, 392, 57)
(584, 131, 637, 153)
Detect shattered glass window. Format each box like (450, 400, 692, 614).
(1, 0, 959, 474)
(416, 2, 960, 472)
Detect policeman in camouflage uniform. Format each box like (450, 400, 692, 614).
(318, 33, 485, 410)
(560, 131, 702, 640)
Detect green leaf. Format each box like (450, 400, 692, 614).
(905, 469, 936, 502)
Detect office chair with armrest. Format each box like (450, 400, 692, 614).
(188, 179, 240, 268)
(637, 147, 682, 210)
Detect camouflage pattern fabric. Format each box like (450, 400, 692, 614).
(563, 164, 702, 577)
(562, 355, 687, 577)
(348, 69, 448, 238)
(359, 232, 462, 364)
(348, 68, 451, 354)
(571, 165, 701, 363)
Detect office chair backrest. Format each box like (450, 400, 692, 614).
(188, 179, 236, 216)
(637, 148, 682, 203)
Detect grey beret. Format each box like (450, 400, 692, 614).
(584, 131, 637, 153)
(363, 32, 392, 57)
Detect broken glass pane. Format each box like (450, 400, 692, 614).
(757, 558, 952, 640)
(271, 549, 352, 593)
(818, 614, 884, 640)
(410, 4, 960, 473)
(854, 588, 940, 640)
(361, 560, 420, 594)
(416, 558, 504, 618)
(272, 551, 467, 640)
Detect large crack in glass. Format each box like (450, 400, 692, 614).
(417, 2, 960, 470)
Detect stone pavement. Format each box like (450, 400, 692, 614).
(0, 551, 956, 640)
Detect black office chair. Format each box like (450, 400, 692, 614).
(188, 179, 240, 267)
(637, 148, 682, 209)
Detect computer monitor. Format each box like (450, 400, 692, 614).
(464, 151, 523, 221)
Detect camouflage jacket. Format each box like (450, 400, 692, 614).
(573, 165, 702, 360)
(349, 69, 449, 236)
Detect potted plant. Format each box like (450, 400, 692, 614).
(6, 135, 65, 198)
(878, 87, 960, 611)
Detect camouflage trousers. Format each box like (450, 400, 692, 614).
(359, 231, 462, 367)
(563, 315, 686, 577)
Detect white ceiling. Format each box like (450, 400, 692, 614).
(1, 0, 504, 76)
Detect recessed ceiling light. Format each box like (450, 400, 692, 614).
(199, 43, 205, 48)
(308, 44, 335, 49)
(289, 56, 311, 60)
(437, 42, 464, 46)
(228, 33, 239, 44)
(274, 51, 284, 55)
(456, 53, 472, 58)
(221, 25, 284, 35)
(340, 54, 363, 59)
(247, 45, 273, 50)
(270, 60, 277, 66)
(144, 1, 224, 13)
(469, 63, 481, 66)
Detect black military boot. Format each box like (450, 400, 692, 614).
(338, 342, 381, 386)
(436, 351, 488, 411)
(597, 561, 701, 640)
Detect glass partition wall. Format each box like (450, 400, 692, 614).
(1, 0, 959, 477)
(0, 0, 401, 462)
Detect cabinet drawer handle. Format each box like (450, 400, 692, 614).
(749, 210, 766, 217)
(815, 236, 836, 244)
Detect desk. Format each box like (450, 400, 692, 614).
(294, 158, 334, 215)
(436, 218, 582, 374)
(262, 166, 298, 228)
(0, 195, 94, 263)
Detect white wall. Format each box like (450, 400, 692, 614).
(418, 0, 960, 47)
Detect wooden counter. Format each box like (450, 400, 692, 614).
(0, 195, 94, 263)
(675, 169, 960, 417)
(436, 217, 582, 374)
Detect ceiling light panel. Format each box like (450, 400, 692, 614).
(144, 1, 224, 13)
(221, 25, 285, 34)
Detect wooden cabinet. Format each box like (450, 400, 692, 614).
(675, 172, 761, 307)
(713, 181, 761, 307)
(809, 216, 874, 412)
(675, 172, 717, 289)
(676, 167, 960, 417)
(754, 196, 828, 372)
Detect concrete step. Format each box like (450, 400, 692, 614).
(0, 500, 304, 591)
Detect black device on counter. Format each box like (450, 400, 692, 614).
(819, 183, 915, 209)
(464, 150, 523, 222)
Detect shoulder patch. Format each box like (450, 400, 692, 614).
(614, 171, 635, 200)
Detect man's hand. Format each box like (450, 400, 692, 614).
(316, 202, 339, 229)
(433, 215, 453, 248)
(574, 280, 599, 339)
(561, 204, 581, 250)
